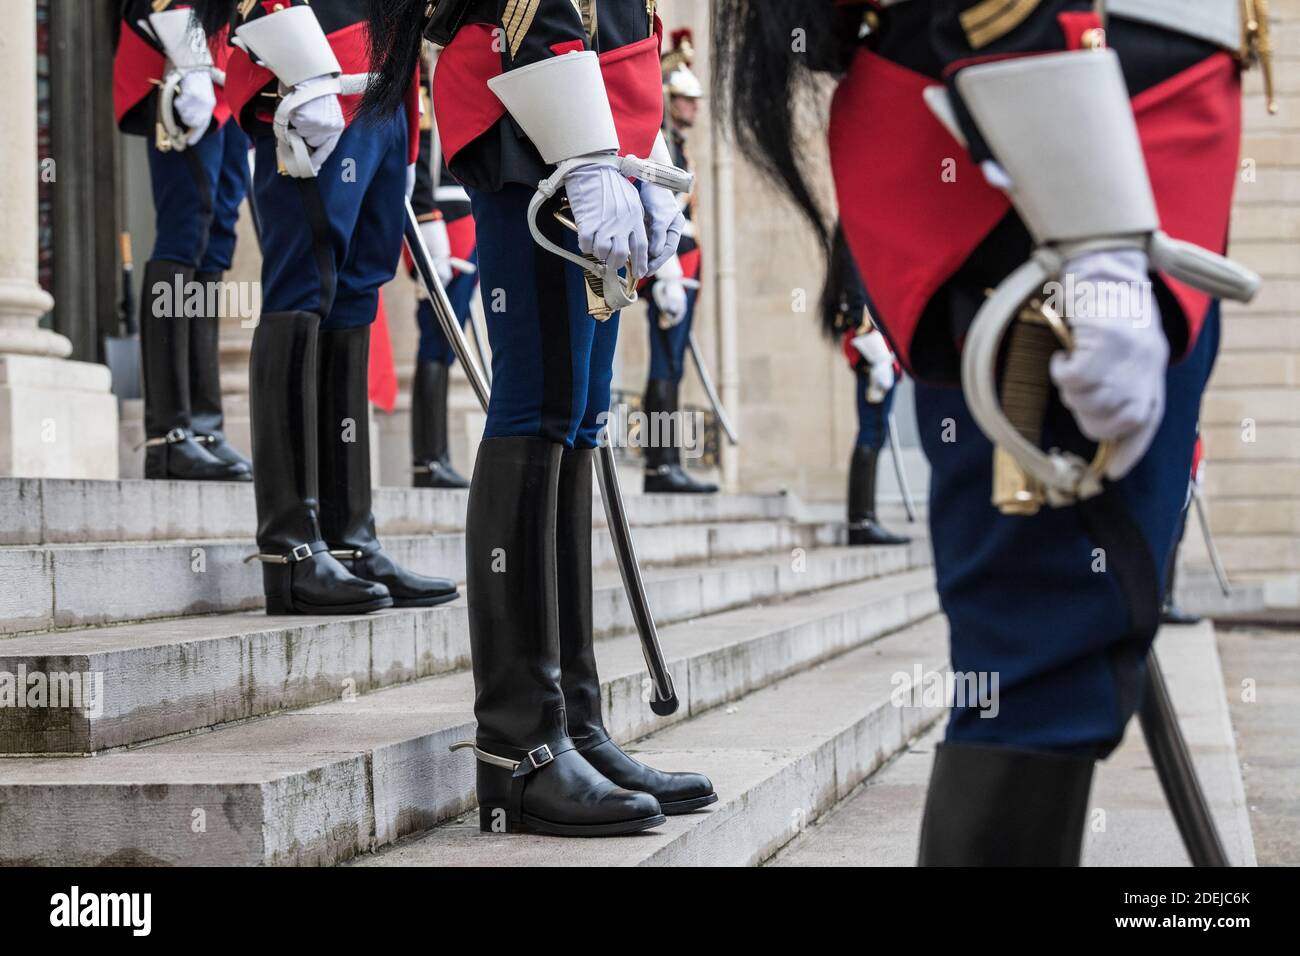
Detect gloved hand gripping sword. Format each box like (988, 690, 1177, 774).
(142, 7, 226, 151)
(934, 47, 1261, 866)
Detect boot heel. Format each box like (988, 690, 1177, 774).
(262, 565, 295, 615)
(475, 762, 516, 834)
(478, 806, 514, 833)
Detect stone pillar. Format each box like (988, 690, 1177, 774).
(0, 0, 117, 479)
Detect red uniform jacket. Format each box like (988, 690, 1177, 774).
(113, 0, 233, 136)
(222, 0, 421, 164)
(434, 0, 665, 192)
(828, 0, 1242, 385)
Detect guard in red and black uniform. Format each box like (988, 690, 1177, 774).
(826, 229, 910, 547)
(640, 29, 715, 494)
(196, 0, 456, 616)
(407, 48, 477, 490)
(363, 0, 716, 837)
(114, 1, 252, 481)
(716, 0, 1263, 864)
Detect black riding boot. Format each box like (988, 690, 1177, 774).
(316, 326, 458, 608)
(248, 312, 391, 615)
(459, 437, 665, 836)
(411, 360, 468, 489)
(918, 742, 1095, 866)
(190, 270, 253, 474)
(140, 259, 249, 481)
(847, 445, 909, 546)
(642, 378, 718, 494)
(559, 446, 717, 813)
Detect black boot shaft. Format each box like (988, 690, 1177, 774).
(189, 270, 225, 439)
(251, 311, 324, 551)
(848, 445, 880, 524)
(140, 260, 247, 480)
(466, 437, 568, 755)
(140, 259, 195, 438)
(411, 360, 469, 488)
(555, 445, 718, 813)
(411, 360, 450, 465)
(556, 446, 602, 739)
(918, 742, 1095, 866)
(316, 325, 379, 552)
(249, 311, 391, 615)
(643, 377, 680, 469)
(464, 437, 665, 834)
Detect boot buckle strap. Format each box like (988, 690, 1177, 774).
(448, 739, 571, 773)
(328, 548, 366, 560)
(242, 542, 322, 565)
(138, 427, 189, 450)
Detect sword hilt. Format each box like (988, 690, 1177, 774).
(989, 295, 1112, 516)
(552, 205, 637, 322)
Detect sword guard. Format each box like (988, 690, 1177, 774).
(964, 254, 1112, 512)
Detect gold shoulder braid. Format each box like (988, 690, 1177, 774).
(958, 0, 1041, 50)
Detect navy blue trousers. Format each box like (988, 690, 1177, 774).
(646, 285, 698, 383)
(855, 369, 897, 451)
(253, 110, 408, 329)
(916, 305, 1220, 755)
(470, 185, 620, 450)
(146, 116, 250, 271)
(416, 246, 478, 364)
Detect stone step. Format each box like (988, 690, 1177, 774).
(0, 476, 795, 547)
(0, 545, 934, 753)
(351, 615, 949, 867)
(0, 574, 942, 865)
(768, 622, 1257, 868)
(0, 512, 894, 635)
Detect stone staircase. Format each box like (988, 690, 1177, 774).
(0, 477, 941, 865)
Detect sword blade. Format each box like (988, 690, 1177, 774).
(1192, 485, 1232, 597)
(595, 442, 678, 714)
(404, 200, 490, 411)
(687, 332, 739, 445)
(468, 300, 493, 388)
(1138, 649, 1230, 866)
(886, 411, 918, 523)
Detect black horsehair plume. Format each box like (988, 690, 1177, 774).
(360, 0, 429, 122)
(194, 0, 239, 39)
(711, 0, 845, 250)
(712, 0, 851, 337)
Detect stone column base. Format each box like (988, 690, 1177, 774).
(0, 354, 119, 479)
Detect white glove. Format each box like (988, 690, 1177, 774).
(867, 357, 896, 403)
(1049, 249, 1168, 480)
(420, 218, 454, 287)
(287, 75, 345, 174)
(852, 329, 894, 402)
(639, 180, 686, 274)
(175, 70, 217, 146)
(564, 159, 649, 279)
(653, 278, 688, 328)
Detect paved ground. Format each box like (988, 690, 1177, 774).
(771, 621, 1259, 867)
(1216, 626, 1300, 867)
